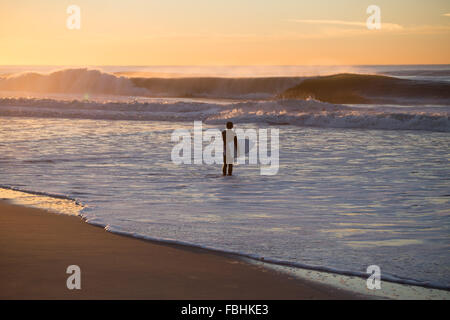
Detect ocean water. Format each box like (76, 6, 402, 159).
(0, 65, 449, 290)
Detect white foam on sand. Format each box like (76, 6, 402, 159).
(247, 259, 450, 300)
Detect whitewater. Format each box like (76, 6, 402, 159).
(0, 65, 449, 292)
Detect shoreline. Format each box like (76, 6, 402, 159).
(0, 200, 362, 299)
(1, 187, 449, 300)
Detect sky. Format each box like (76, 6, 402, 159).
(1, 0, 450, 65)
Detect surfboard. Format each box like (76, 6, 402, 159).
(235, 137, 256, 159)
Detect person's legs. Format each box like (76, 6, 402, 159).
(223, 155, 233, 176)
(223, 155, 227, 176)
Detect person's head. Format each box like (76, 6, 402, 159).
(226, 121, 234, 129)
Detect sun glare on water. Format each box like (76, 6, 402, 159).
(0, 187, 84, 216)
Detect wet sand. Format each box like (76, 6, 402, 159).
(0, 200, 359, 299)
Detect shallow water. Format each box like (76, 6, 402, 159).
(1, 116, 449, 288)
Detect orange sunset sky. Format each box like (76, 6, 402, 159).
(1, 0, 450, 65)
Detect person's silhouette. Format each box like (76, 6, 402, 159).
(222, 121, 238, 176)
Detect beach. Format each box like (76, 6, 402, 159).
(0, 65, 449, 299)
(0, 200, 358, 299)
(2, 0, 450, 303)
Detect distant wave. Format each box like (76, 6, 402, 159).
(0, 97, 448, 132)
(3, 68, 450, 104)
(382, 69, 450, 77)
(278, 73, 450, 105)
(0, 69, 149, 96)
(0, 68, 302, 99)
(130, 76, 302, 99)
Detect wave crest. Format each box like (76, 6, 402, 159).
(0, 68, 302, 99)
(0, 68, 148, 96)
(2, 69, 450, 105)
(0, 97, 448, 132)
(279, 73, 450, 104)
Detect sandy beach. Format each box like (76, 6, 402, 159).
(0, 200, 359, 300)
(1, 0, 449, 303)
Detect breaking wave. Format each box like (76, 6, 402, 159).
(0, 68, 148, 96)
(2, 68, 449, 104)
(0, 97, 448, 132)
(278, 73, 450, 104)
(130, 76, 302, 99)
(0, 68, 302, 99)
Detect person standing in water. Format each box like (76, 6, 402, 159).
(222, 121, 238, 176)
